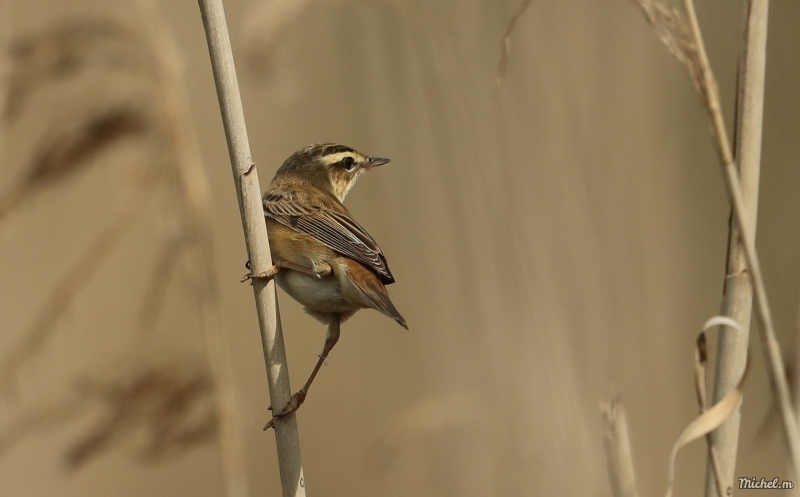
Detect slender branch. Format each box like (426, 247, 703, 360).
(705, 1, 769, 495)
(196, 2, 306, 496)
(680, 0, 800, 476)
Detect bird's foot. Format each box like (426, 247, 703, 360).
(263, 389, 307, 430)
(241, 261, 280, 283)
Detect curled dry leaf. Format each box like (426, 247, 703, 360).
(694, 331, 707, 409)
(695, 316, 743, 497)
(665, 318, 749, 497)
(702, 316, 742, 333)
(693, 316, 743, 408)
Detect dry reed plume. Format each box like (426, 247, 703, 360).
(0, 12, 238, 486)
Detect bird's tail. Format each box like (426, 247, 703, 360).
(339, 259, 407, 329)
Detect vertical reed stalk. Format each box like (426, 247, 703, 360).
(196, 1, 306, 496)
(704, 2, 769, 495)
(681, 0, 800, 476)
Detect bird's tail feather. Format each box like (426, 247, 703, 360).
(342, 260, 407, 329)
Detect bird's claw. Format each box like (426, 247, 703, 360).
(263, 390, 307, 431)
(241, 264, 280, 283)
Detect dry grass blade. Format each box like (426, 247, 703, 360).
(665, 337, 750, 497)
(682, 0, 800, 476)
(601, 395, 640, 497)
(696, 317, 743, 497)
(495, 0, 534, 97)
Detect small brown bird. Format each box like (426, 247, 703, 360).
(251, 143, 406, 425)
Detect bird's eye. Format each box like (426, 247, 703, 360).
(341, 156, 356, 171)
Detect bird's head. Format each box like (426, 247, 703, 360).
(274, 143, 390, 202)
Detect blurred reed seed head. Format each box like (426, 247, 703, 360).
(0, 17, 203, 390)
(5, 20, 157, 121)
(0, 19, 187, 222)
(0, 15, 221, 470)
(0, 361, 218, 470)
(65, 362, 218, 469)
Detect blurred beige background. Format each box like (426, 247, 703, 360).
(0, 0, 798, 496)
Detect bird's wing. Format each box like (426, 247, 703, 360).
(263, 192, 395, 284)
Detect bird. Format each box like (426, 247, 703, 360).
(248, 143, 406, 427)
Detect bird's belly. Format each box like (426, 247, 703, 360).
(275, 270, 355, 314)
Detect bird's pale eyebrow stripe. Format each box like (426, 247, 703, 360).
(321, 152, 357, 165)
(321, 144, 355, 156)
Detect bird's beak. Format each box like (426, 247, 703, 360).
(366, 157, 391, 169)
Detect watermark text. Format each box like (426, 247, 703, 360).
(738, 477, 794, 490)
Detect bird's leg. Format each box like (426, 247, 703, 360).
(242, 259, 332, 283)
(264, 317, 341, 430)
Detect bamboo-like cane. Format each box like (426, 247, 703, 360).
(704, 2, 769, 496)
(196, 1, 307, 496)
(680, 0, 800, 476)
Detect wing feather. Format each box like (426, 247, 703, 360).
(264, 192, 395, 284)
